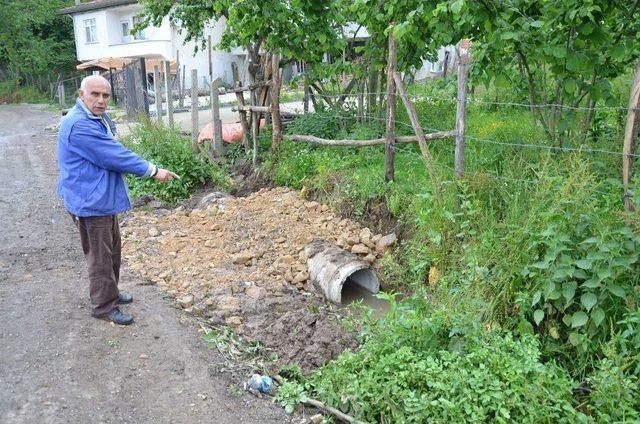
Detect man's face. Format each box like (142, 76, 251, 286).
(79, 78, 111, 116)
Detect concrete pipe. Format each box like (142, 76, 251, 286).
(305, 240, 380, 304)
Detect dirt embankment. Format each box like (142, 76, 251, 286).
(122, 187, 397, 371)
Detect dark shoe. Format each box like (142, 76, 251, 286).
(117, 292, 133, 304)
(101, 307, 134, 325)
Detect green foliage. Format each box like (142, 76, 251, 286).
(0, 80, 48, 104)
(309, 302, 585, 423)
(274, 380, 309, 414)
(521, 213, 640, 355)
(0, 0, 77, 83)
(122, 121, 232, 204)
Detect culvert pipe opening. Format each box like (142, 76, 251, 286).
(305, 240, 380, 304)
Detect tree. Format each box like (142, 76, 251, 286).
(0, 0, 77, 85)
(431, 0, 640, 144)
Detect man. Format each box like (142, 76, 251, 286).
(57, 75, 178, 325)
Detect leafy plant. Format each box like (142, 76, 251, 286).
(123, 120, 232, 204)
(274, 380, 308, 414)
(522, 213, 640, 354)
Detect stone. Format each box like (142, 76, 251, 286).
(336, 238, 347, 248)
(177, 295, 194, 309)
(351, 244, 371, 255)
(245, 285, 265, 300)
(376, 233, 398, 254)
(226, 316, 243, 326)
(372, 234, 382, 243)
(232, 252, 254, 265)
(148, 227, 160, 237)
(359, 228, 372, 242)
(305, 201, 320, 210)
(346, 234, 360, 246)
(284, 269, 294, 283)
(216, 295, 240, 311)
(292, 271, 309, 284)
(363, 254, 376, 264)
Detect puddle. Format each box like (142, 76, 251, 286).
(340, 278, 390, 318)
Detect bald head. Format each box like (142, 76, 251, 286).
(79, 75, 111, 116)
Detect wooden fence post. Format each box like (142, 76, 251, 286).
(210, 77, 224, 157)
(271, 53, 283, 150)
(58, 82, 65, 108)
(623, 60, 640, 212)
(153, 65, 163, 124)
(138, 58, 149, 117)
(176, 50, 183, 108)
(163, 61, 174, 126)
(191, 69, 199, 151)
(455, 41, 471, 210)
(181, 64, 186, 108)
(393, 72, 442, 199)
(231, 62, 251, 152)
(384, 28, 397, 182)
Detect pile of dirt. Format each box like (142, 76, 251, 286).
(121, 187, 397, 371)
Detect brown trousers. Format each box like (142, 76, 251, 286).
(70, 214, 121, 317)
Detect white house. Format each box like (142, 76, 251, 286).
(60, 0, 247, 88)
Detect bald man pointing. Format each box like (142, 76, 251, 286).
(57, 75, 177, 325)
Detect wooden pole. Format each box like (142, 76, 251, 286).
(176, 50, 183, 108)
(139, 58, 149, 117)
(393, 72, 442, 199)
(207, 35, 213, 80)
(191, 69, 199, 151)
(384, 29, 397, 182)
(181, 64, 186, 108)
(303, 77, 310, 114)
(248, 55, 259, 167)
(58, 82, 65, 108)
(271, 53, 283, 150)
(109, 68, 117, 103)
(153, 65, 163, 123)
(357, 79, 364, 123)
(623, 60, 640, 211)
(368, 68, 377, 119)
(455, 42, 471, 210)
(163, 61, 174, 125)
(284, 131, 455, 146)
(231, 62, 251, 152)
(210, 77, 224, 157)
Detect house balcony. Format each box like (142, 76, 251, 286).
(106, 39, 173, 60)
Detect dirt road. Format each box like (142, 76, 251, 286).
(0, 104, 288, 423)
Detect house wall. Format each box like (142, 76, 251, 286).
(70, 6, 246, 89)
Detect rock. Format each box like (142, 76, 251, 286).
(351, 244, 371, 255)
(359, 228, 372, 242)
(177, 295, 194, 309)
(305, 201, 319, 210)
(274, 237, 286, 244)
(320, 204, 329, 212)
(292, 271, 309, 284)
(336, 238, 347, 248)
(245, 285, 265, 300)
(148, 227, 160, 237)
(346, 234, 360, 246)
(363, 254, 376, 264)
(139, 353, 149, 359)
(232, 252, 254, 265)
(226, 316, 243, 326)
(376, 233, 398, 254)
(284, 269, 294, 283)
(216, 295, 240, 311)
(372, 234, 382, 243)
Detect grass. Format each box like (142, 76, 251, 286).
(0, 80, 49, 104)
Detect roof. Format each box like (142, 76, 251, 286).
(60, 0, 138, 15)
(76, 57, 178, 74)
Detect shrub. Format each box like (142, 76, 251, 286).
(0, 80, 48, 103)
(122, 120, 232, 204)
(308, 303, 586, 423)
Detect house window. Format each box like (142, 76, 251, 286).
(132, 15, 146, 41)
(84, 18, 97, 43)
(121, 20, 131, 43)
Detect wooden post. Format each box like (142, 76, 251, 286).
(393, 72, 442, 199)
(109, 68, 117, 103)
(58, 82, 65, 108)
(191, 69, 199, 151)
(176, 50, 183, 108)
(455, 42, 471, 210)
(623, 60, 640, 211)
(231, 62, 251, 152)
(207, 35, 213, 80)
(384, 30, 397, 182)
(303, 77, 310, 114)
(181, 64, 186, 108)
(357, 80, 364, 123)
(368, 68, 377, 119)
(210, 77, 224, 157)
(248, 57, 260, 167)
(163, 61, 174, 125)
(139, 58, 149, 117)
(271, 53, 283, 150)
(153, 65, 163, 123)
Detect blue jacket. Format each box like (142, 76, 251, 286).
(57, 99, 154, 217)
